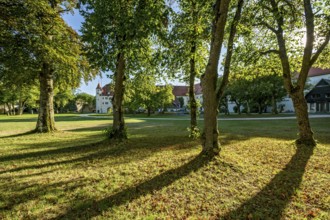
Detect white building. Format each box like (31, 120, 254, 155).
(277, 67, 330, 113)
(307, 68, 330, 85)
(95, 83, 113, 113)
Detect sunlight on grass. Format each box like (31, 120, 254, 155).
(0, 114, 329, 219)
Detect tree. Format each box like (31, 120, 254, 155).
(168, 0, 212, 136)
(1, 0, 95, 132)
(125, 74, 173, 116)
(201, 0, 245, 156)
(243, 0, 330, 145)
(54, 89, 75, 113)
(80, 0, 168, 139)
(75, 92, 96, 113)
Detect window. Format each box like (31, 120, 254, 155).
(326, 93, 330, 98)
(105, 102, 109, 105)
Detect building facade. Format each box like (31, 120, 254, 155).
(305, 79, 330, 113)
(95, 83, 113, 113)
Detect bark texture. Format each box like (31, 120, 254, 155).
(110, 52, 127, 140)
(291, 92, 315, 145)
(189, 41, 198, 134)
(201, 0, 244, 156)
(36, 62, 56, 132)
(201, 0, 231, 156)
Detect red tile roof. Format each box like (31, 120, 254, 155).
(172, 84, 202, 96)
(100, 84, 114, 96)
(172, 86, 188, 96)
(308, 67, 330, 77)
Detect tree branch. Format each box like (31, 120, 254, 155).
(216, 0, 245, 101)
(259, 49, 280, 55)
(309, 31, 330, 66)
(255, 21, 278, 34)
(297, 0, 315, 87)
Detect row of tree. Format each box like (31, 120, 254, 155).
(1, 0, 330, 156)
(0, 79, 95, 115)
(1, 0, 97, 130)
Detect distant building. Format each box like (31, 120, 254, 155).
(95, 83, 113, 113)
(277, 67, 330, 113)
(305, 79, 330, 113)
(95, 67, 330, 114)
(171, 84, 203, 108)
(306, 68, 330, 85)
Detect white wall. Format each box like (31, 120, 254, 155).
(95, 89, 113, 113)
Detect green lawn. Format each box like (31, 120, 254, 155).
(0, 114, 329, 219)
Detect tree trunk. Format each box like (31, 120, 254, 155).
(147, 107, 151, 117)
(36, 62, 56, 132)
(246, 101, 250, 114)
(201, 0, 231, 156)
(272, 95, 278, 114)
(6, 103, 12, 115)
(110, 52, 127, 140)
(268, 0, 319, 146)
(18, 98, 26, 115)
(189, 41, 198, 134)
(291, 92, 315, 146)
(258, 103, 262, 114)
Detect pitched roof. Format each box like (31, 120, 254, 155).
(96, 83, 102, 89)
(172, 84, 202, 96)
(172, 86, 188, 96)
(308, 67, 330, 77)
(100, 84, 114, 96)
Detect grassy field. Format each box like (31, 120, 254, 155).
(0, 114, 329, 219)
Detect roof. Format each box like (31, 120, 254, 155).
(100, 84, 114, 96)
(305, 78, 330, 99)
(308, 67, 330, 77)
(96, 83, 102, 89)
(172, 86, 188, 96)
(172, 84, 202, 96)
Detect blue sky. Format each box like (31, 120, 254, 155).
(62, 10, 108, 96)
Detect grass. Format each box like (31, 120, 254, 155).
(0, 114, 329, 219)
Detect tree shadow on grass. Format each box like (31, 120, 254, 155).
(221, 144, 315, 219)
(0, 130, 35, 139)
(0, 136, 197, 175)
(52, 153, 215, 220)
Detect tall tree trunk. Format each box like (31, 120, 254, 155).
(110, 52, 127, 139)
(189, 41, 198, 134)
(36, 62, 56, 132)
(201, 0, 231, 156)
(147, 107, 151, 117)
(291, 91, 315, 145)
